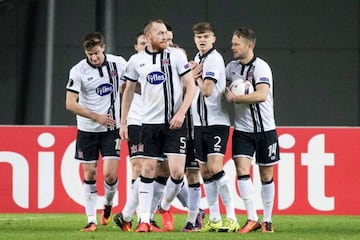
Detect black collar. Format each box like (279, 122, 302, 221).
(86, 54, 107, 69)
(199, 47, 216, 62)
(145, 46, 164, 55)
(239, 55, 256, 66)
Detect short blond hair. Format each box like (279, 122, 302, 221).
(143, 19, 165, 34)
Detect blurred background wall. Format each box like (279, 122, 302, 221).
(0, 0, 358, 126)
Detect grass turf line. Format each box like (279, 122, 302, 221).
(0, 213, 359, 240)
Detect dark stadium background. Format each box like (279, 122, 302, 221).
(0, 0, 358, 126)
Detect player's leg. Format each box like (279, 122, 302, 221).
(152, 160, 168, 223)
(257, 130, 280, 233)
(113, 125, 142, 230)
(113, 160, 140, 232)
(158, 126, 187, 231)
(75, 130, 99, 232)
(201, 164, 222, 232)
(182, 168, 202, 232)
(101, 159, 118, 225)
(81, 162, 98, 232)
(193, 127, 221, 232)
(232, 130, 260, 234)
(206, 155, 238, 232)
(147, 161, 166, 232)
(158, 153, 185, 231)
(235, 158, 261, 233)
(135, 158, 158, 231)
(100, 129, 120, 226)
(135, 124, 163, 232)
(119, 158, 141, 222)
(204, 126, 238, 232)
(259, 166, 275, 233)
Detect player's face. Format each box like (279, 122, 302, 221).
(134, 35, 147, 53)
(231, 35, 251, 60)
(166, 31, 174, 47)
(194, 31, 215, 54)
(85, 45, 105, 67)
(147, 22, 168, 51)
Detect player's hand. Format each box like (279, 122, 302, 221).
(119, 123, 128, 140)
(95, 114, 116, 128)
(225, 87, 235, 103)
(169, 113, 185, 129)
(189, 61, 202, 80)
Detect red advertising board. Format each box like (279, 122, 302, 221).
(0, 126, 359, 215)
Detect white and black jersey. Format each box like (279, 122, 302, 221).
(124, 47, 191, 125)
(66, 54, 126, 132)
(127, 81, 144, 126)
(226, 56, 276, 132)
(192, 48, 230, 127)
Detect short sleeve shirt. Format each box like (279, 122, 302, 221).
(225, 56, 276, 132)
(124, 47, 191, 124)
(66, 54, 127, 132)
(191, 48, 230, 127)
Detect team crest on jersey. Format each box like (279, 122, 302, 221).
(248, 71, 254, 79)
(110, 70, 118, 78)
(77, 150, 84, 159)
(146, 71, 166, 84)
(96, 83, 113, 96)
(162, 59, 169, 65)
(130, 144, 138, 154)
(138, 143, 144, 152)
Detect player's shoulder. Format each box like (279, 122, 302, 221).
(226, 59, 239, 66)
(166, 46, 186, 56)
(106, 54, 127, 65)
(209, 49, 225, 62)
(128, 51, 145, 62)
(70, 58, 88, 73)
(254, 56, 271, 69)
(166, 46, 179, 52)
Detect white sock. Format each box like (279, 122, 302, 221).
(216, 174, 236, 221)
(122, 178, 139, 222)
(204, 180, 221, 222)
(103, 178, 118, 206)
(261, 180, 275, 223)
(176, 182, 188, 208)
(83, 181, 97, 224)
(187, 183, 201, 224)
(237, 177, 258, 221)
(160, 177, 183, 211)
(138, 177, 154, 224)
(150, 180, 166, 216)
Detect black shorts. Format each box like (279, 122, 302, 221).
(75, 129, 120, 163)
(127, 124, 144, 160)
(140, 124, 187, 160)
(185, 137, 199, 169)
(232, 129, 280, 166)
(194, 125, 229, 163)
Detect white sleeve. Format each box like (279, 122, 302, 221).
(124, 55, 139, 81)
(254, 60, 272, 85)
(202, 55, 223, 82)
(175, 49, 191, 76)
(116, 57, 127, 89)
(66, 65, 82, 93)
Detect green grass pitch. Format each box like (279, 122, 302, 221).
(0, 213, 359, 240)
